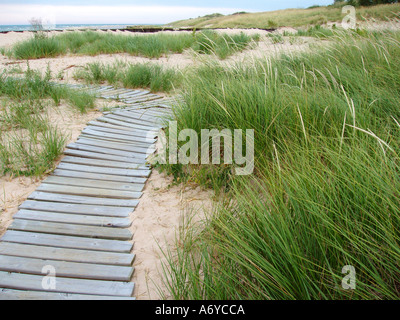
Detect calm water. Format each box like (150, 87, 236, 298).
(0, 24, 138, 32)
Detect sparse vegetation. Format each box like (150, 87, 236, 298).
(0, 68, 96, 176)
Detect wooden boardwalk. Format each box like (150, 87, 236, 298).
(0, 86, 177, 300)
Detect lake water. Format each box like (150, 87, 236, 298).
(0, 24, 140, 32)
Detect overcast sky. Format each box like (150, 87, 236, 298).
(0, 1, 334, 25)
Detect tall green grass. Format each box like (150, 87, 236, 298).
(6, 30, 259, 60)
(160, 30, 400, 299)
(74, 61, 181, 93)
(193, 31, 260, 59)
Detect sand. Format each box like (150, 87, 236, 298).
(0, 102, 103, 237)
(0, 28, 314, 299)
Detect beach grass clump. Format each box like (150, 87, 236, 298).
(0, 125, 66, 176)
(160, 30, 400, 299)
(0, 68, 96, 113)
(10, 36, 64, 59)
(0, 98, 67, 176)
(193, 30, 260, 59)
(74, 61, 181, 93)
(0, 69, 95, 176)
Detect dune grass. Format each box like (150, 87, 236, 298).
(4, 30, 259, 60)
(192, 30, 260, 59)
(160, 29, 400, 299)
(74, 61, 182, 93)
(0, 69, 95, 176)
(169, 2, 400, 28)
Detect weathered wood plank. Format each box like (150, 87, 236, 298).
(0, 272, 134, 297)
(67, 142, 148, 159)
(0, 255, 134, 281)
(82, 128, 155, 144)
(0, 243, 135, 266)
(104, 114, 162, 128)
(20, 200, 134, 217)
(64, 148, 145, 164)
(88, 120, 151, 133)
(76, 138, 155, 155)
(97, 116, 158, 130)
(79, 133, 156, 147)
(62, 156, 148, 170)
(53, 169, 147, 185)
(1, 231, 133, 253)
(56, 163, 150, 178)
(84, 125, 157, 140)
(124, 95, 162, 104)
(44, 176, 145, 193)
(113, 110, 163, 122)
(28, 191, 140, 207)
(14, 210, 132, 228)
(9, 220, 133, 241)
(0, 288, 136, 300)
(67, 142, 150, 162)
(36, 184, 142, 200)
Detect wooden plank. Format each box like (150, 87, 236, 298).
(0, 288, 136, 300)
(9, 220, 133, 241)
(82, 128, 155, 144)
(79, 133, 156, 147)
(124, 95, 162, 104)
(67, 142, 149, 159)
(111, 109, 165, 121)
(44, 176, 144, 193)
(56, 162, 150, 178)
(0, 272, 134, 297)
(88, 120, 152, 133)
(0, 243, 135, 266)
(100, 88, 130, 97)
(116, 90, 150, 100)
(64, 148, 145, 164)
(76, 138, 155, 155)
(28, 192, 140, 207)
(14, 210, 132, 228)
(62, 156, 148, 170)
(97, 116, 158, 130)
(104, 114, 162, 128)
(67, 140, 155, 158)
(113, 110, 163, 122)
(0, 255, 134, 281)
(53, 169, 147, 185)
(110, 90, 143, 99)
(36, 184, 142, 200)
(84, 125, 158, 140)
(1, 231, 133, 253)
(20, 201, 134, 217)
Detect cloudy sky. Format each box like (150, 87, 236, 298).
(0, 0, 333, 25)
